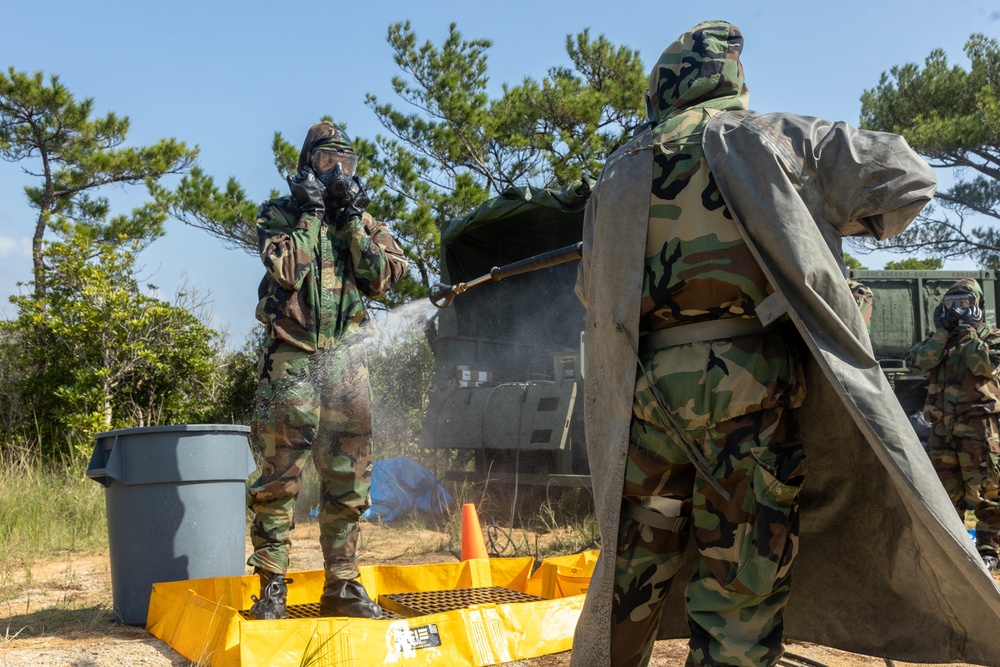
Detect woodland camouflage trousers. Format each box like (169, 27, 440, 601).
(613, 404, 805, 667)
(247, 340, 373, 581)
(927, 413, 1000, 556)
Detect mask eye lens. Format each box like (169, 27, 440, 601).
(944, 296, 974, 309)
(311, 150, 357, 176)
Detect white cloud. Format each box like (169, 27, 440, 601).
(0, 236, 32, 260)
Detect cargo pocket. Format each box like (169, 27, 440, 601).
(725, 444, 804, 598)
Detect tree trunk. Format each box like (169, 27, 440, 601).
(32, 209, 48, 299)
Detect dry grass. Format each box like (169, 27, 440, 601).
(0, 448, 107, 588)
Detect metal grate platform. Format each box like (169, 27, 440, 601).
(239, 602, 403, 621)
(379, 586, 544, 618)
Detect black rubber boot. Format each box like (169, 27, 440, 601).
(249, 569, 292, 620)
(319, 579, 383, 619)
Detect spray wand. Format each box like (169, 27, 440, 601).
(428, 242, 583, 309)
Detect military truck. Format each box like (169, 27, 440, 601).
(848, 269, 998, 417)
(418, 174, 999, 486)
(420, 179, 592, 488)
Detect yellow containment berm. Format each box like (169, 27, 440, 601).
(147, 551, 598, 667)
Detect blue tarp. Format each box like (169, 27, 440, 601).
(360, 457, 453, 522)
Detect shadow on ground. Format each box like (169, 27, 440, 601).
(2, 604, 126, 641)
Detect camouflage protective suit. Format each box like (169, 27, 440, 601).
(906, 278, 1000, 560)
(247, 122, 408, 584)
(610, 23, 806, 667)
(569, 20, 1000, 667)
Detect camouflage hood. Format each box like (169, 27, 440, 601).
(646, 20, 749, 127)
(945, 277, 984, 305)
(297, 121, 354, 173)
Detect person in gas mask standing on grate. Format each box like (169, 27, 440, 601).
(246, 121, 408, 620)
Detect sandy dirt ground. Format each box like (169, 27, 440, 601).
(1, 522, 997, 667)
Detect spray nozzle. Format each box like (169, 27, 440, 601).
(429, 282, 463, 309)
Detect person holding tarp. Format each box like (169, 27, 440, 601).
(906, 278, 1000, 572)
(246, 121, 408, 621)
(573, 19, 1000, 667)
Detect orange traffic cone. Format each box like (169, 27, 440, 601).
(461, 503, 489, 560)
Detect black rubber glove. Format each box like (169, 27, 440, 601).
(959, 303, 984, 330)
(940, 302, 966, 331)
(287, 168, 326, 217)
(342, 176, 371, 219)
(933, 303, 948, 331)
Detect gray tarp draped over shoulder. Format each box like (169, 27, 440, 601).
(570, 111, 1000, 667)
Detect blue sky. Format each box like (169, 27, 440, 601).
(1, 0, 996, 347)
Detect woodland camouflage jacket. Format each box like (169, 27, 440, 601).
(907, 324, 1000, 420)
(634, 21, 804, 433)
(255, 200, 408, 352)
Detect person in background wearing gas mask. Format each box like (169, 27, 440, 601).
(246, 121, 408, 620)
(848, 279, 874, 332)
(906, 278, 1000, 571)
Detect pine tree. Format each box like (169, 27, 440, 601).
(0, 68, 197, 297)
(859, 34, 1000, 267)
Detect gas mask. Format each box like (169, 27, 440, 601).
(938, 292, 982, 331)
(310, 148, 358, 208)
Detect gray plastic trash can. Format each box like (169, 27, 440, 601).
(86, 424, 256, 625)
